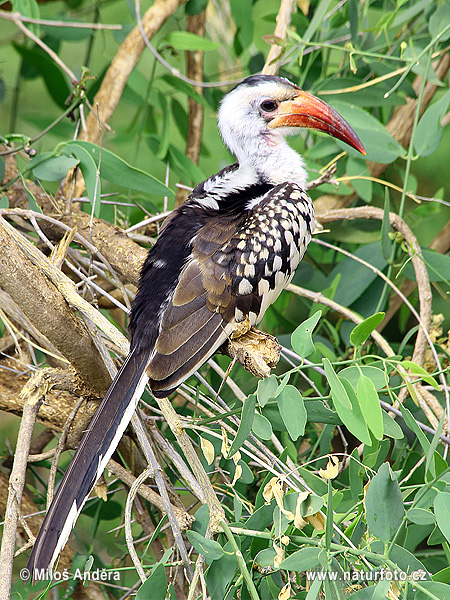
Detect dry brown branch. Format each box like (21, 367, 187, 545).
(0, 218, 112, 394)
(83, 0, 187, 146)
(3, 153, 147, 286)
(262, 0, 295, 76)
(176, 11, 206, 207)
(0, 289, 66, 365)
(0, 361, 99, 447)
(0, 392, 41, 598)
(314, 52, 450, 212)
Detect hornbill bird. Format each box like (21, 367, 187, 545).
(26, 74, 365, 580)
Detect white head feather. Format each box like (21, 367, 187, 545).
(218, 75, 308, 188)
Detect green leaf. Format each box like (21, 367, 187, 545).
(29, 153, 79, 181)
(12, 0, 40, 36)
(347, 580, 390, 599)
(433, 566, 450, 584)
(166, 31, 220, 51)
(228, 394, 256, 457)
(434, 492, 450, 545)
(305, 400, 341, 425)
(382, 411, 404, 440)
(136, 563, 167, 600)
(426, 413, 445, 476)
(346, 157, 372, 203)
(302, 0, 333, 45)
(414, 89, 450, 157)
(406, 508, 436, 526)
(291, 310, 321, 358)
(41, 19, 92, 41)
(317, 78, 404, 108)
(400, 360, 440, 391)
(167, 144, 205, 184)
(304, 578, 322, 599)
(323, 358, 351, 410)
(331, 242, 387, 307)
(20, 174, 42, 213)
(0, 195, 9, 209)
(399, 404, 430, 457)
(356, 374, 383, 440)
(277, 385, 306, 441)
(12, 43, 70, 109)
(253, 547, 278, 571)
(155, 90, 171, 160)
(186, 530, 225, 561)
(415, 581, 450, 600)
(429, 3, 450, 42)
(339, 365, 386, 390)
(252, 413, 273, 440)
(348, 0, 358, 45)
(66, 141, 172, 196)
(350, 312, 385, 347)
(230, 0, 254, 48)
(372, 540, 429, 578)
(336, 377, 371, 445)
(161, 74, 209, 108)
(365, 463, 404, 542)
(403, 248, 450, 283)
(62, 143, 101, 217)
(257, 375, 278, 407)
(280, 547, 321, 571)
(0, 156, 5, 184)
(186, 0, 209, 15)
(403, 46, 444, 87)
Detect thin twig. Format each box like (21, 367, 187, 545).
(8, 13, 123, 30)
(0, 394, 41, 597)
(1, 11, 77, 82)
(135, 0, 236, 89)
(47, 395, 85, 508)
(130, 413, 194, 582)
(262, 0, 295, 76)
(124, 465, 156, 583)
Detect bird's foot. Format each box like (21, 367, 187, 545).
(223, 327, 281, 378)
(230, 315, 252, 339)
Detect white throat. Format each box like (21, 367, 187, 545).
(239, 135, 307, 188)
(218, 93, 308, 188)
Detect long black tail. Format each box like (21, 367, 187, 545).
(26, 348, 149, 580)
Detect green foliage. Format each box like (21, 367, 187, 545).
(365, 463, 404, 542)
(2, 0, 450, 598)
(136, 563, 167, 600)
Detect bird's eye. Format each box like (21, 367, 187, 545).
(260, 99, 278, 113)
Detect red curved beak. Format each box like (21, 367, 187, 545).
(268, 90, 366, 156)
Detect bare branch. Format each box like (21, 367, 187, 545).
(262, 0, 295, 76)
(0, 218, 112, 393)
(0, 11, 77, 82)
(0, 395, 41, 598)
